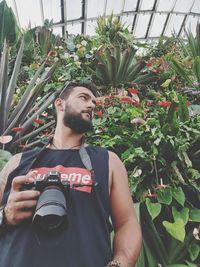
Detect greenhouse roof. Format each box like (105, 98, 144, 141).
(5, 0, 200, 40)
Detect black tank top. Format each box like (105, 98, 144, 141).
(0, 147, 112, 267)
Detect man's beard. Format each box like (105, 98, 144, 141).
(63, 105, 93, 134)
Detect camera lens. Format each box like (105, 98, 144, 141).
(32, 187, 69, 232)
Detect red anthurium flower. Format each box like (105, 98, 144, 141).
(96, 101, 103, 106)
(146, 62, 152, 67)
(144, 189, 158, 197)
(157, 101, 171, 107)
(33, 118, 44, 124)
(47, 50, 57, 57)
(95, 111, 103, 118)
(0, 135, 13, 144)
(146, 100, 153, 107)
(104, 95, 112, 99)
(11, 127, 26, 132)
(156, 178, 170, 189)
(121, 97, 133, 104)
(128, 88, 139, 94)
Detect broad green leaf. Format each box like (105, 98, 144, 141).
(188, 243, 200, 261)
(157, 188, 172, 205)
(189, 209, 200, 222)
(146, 198, 161, 220)
(172, 206, 189, 225)
(163, 218, 185, 242)
(172, 187, 185, 206)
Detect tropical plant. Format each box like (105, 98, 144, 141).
(90, 45, 157, 92)
(0, 38, 59, 154)
(88, 89, 200, 266)
(0, 0, 21, 49)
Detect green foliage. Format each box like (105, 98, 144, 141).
(0, 38, 59, 153)
(0, 149, 12, 170)
(0, 0, 21, 48)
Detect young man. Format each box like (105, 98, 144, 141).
(0, 81, 142, 267)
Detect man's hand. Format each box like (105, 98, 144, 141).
(4, 172, 40, 226)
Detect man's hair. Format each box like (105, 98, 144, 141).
(58, 80, 97, 100)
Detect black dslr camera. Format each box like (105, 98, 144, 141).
(23, 171, 70, 232)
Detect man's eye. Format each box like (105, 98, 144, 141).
(80, 96, 86, 100)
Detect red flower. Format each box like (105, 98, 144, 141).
(128, 88, 139, 94)
(133, 101, 140, 107)
(33, 118, 44, 124)
(95, 111, 103, 118)
(144, 189, 158, 197)
(11, 127, 25, 132)
(104, 95, 112, 99)
(121, 97, 133, 104)
(96, 101, 103, 106)
(146, 62, 152, 67)
(47, 50, 57, 57)
(156, 178, 170, 189)
(146, 100, 153, 107)
(157, 101, 171, 107)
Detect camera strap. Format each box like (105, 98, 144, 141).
(79, 146, 113, 232)
(79, 146, 98, 186)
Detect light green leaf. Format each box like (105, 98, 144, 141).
(157, 188, 172, 205)
(146, 198, 162, 220)
(172, 206, 189, 225)
(189, 209, 200, 222)
(188, 243, 200, 261)
(163, 218, 185, 242)
(172, 187, 185, 206)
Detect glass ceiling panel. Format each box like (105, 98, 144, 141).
(140, 0, 155, 11)
(121, 15, 135, 32)
(174, 0, 194, 13)
(150, 13, 168, 37)
(7, 0, 42, 29)
(165, 14, 184, 36)
(66, 23, 81, 35)
(157, 0, 175, 12)
(86, 21, 97, 36)
(124, 0, 137, 12)
(66, 0, 82, 20)
(4, 0, 200, 40)
(185, 16, 199, 35)
(43, 0, 61, 23)
(191, 0, 200, 14)
(87, 0, 105, 18)
(134, 13, 151, 38)
(105, 0, 123, 15)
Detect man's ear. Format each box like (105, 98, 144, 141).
(54, 98, 65, 112)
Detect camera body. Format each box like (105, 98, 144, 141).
(23, 171, 70, 193)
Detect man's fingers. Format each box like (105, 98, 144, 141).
(11, 172, 36, 192)
(16, 200, 38, 211)
(12, 190, 40, 202)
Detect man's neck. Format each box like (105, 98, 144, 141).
(51, 126, 83, 150)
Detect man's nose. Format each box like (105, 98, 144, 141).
(87, 100, 96, 110)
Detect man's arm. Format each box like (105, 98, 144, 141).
(109, 151, 142, 267)
(0, 154, 22, 203)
